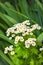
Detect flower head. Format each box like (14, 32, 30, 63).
(25, 38, 36, 48)
(4, 45, 15, 55)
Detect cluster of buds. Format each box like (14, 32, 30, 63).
(4, 45, 15, 55)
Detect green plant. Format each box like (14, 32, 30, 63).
(0, 0, 43, 65)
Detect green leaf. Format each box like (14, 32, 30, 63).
(0, 23, 7, 30)
(18, 0, 29, 16)
(30, 59, 34, 65)
(5, 2, 15, 10)
(31, 47, 38, 55)
(0, 12, 12, 26)
(0, 3, 28, 22)
(0, 50, 14, 65)
(0, 34, 14, 45)
(37, 33, 43, 42)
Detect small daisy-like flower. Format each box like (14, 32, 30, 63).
(31, 42, 36, 46)
(25, 42, 30, 48)
(27, 28, 32, 33)
(14, 36, 20, 44)
(35, 24, 41, 30)
(22, 32, 29, 36)
(9, 37, 12, 40)
(37, 26, 41, 30)
(4, 50, 8, 54)
(4, 47, 9, 54)
(8, 45, 13, 51)
(25, 39, 30, 48)
(28, 38, 36, 46)
(6, 33, 10, 36)
(11, 34, 15, 37)
(22, 33, 26, 36)
(20, 36, 24, 42)
(10, 51, 15, 55)
(5, 47, 9, 51)
(6, 28, 10, 33)
(32, 38, 36, 41)
(39, 46, 43, 51)
(6, 28, 10, 36)
(10, 27, 15, 33)
(23, 20, 30, 25)
(30, 32, 33, 35)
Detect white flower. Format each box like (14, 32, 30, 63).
(10, 27, 14, 33)
(6, 28, 10, 33)
(39, 46, 43, 51)
(25, 42, 30, 48)
(9, 45, 13, 48)
(8, 45, 13, 51)
(4, 50, 8, 54)
(37, 26, 41, 30)
(5, 47, 9, 51)
(10, 51, 15, 55)
(28, 38, 36, 46)
(20, 36, 24, 42)
(23, 20, 30, 25)
(4, 47, 9, 54)
(11, 34, 15, 37)
(14, 36, 20, 44)
(25, 39, 30, 48)
(27, 28, 32, 32)
(22, 32, 29, 36)
(9, 37, 12, 40)
(31, 42, 36, 46)
(31, 24, 41, 30)
(30, 32, 33, 35)
(6, 33, 10, 36)
(14, 41, 18, 44)
(31, 24, 37, 30)
(6, 28, 10, 36)
(16, 23, 26, 33)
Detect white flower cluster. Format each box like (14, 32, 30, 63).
(14, 36, 24, 44)
(6, 20, 41, 48)
(39, 46, 43, 51)
(25, 38, 36, 48)
(6, 20, 41, 37)
(4, 45, 15, 55)
(31, 24, 41, 30)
